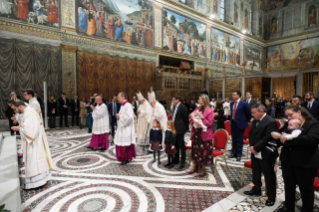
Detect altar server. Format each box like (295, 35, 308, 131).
(23, 88, 44, 125)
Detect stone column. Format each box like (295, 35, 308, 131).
(154, 4, 162, 49)
(240, 38, 244, 65)
(222, 79, 226, 100)
(242, 77, 245, 96)
(61, 0, 76, 32)
(206, 25, 211, 61)
(61, 44, 77, 99)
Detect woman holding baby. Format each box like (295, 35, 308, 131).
(272, 105, 319, 212)
(188, 94, 215, 177)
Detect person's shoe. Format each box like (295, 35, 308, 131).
(168, 163, 174, 169)
(229, 154, 237, 158)
(66, 125, 69, 128)
(236, 157, 241, 162)
(86, 146, 93, 149)
(178, 163, 185, 169)
(198, 167, 206, 177)
(164, 163, 170, 167)
(174, 161, 180, 164)
(126, 160, 130, 164)
(277, 206, 294, 212)
(152, 158, 156, 163)
(120, 161, 127, 165)
(243, 190, 262, 196)
(265, 198, 276, 206)
(188, 163, 198, 174)
(158, 160, 161, 165)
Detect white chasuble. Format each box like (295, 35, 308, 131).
(114, 102, 136, 147)
(92, 103, 110, 135)
(29, 97, 43, 125)
(152, 101, 167, 144)
(19, 106, 53, 185)
(136, 100, 153, 145)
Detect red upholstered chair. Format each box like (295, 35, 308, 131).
(213, 129, 229, 175)
(276, 120, 281, 130)
(168, 115, 172, 121)
(241, 161, 252, 186)
(166, 110, 169, 116)
(243, 124, 252, 158)
(224, 121, 232, 151)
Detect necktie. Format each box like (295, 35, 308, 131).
(113, 102, 116, 116)
(308, 103, 311, 111)
(233, 101, 238, 120)
(75, 101, 77, 109)
(173, 105, 178, 121)
(256, 120, 260, 127)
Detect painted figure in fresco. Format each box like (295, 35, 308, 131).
(183, 42, 191, 55)
(309, 8, 317, 27)
(17, 0, 29, 20)
(244, 10, 249, 29)
(180, 29, 184, 39)
(114, 17, 123, 41)
(47, 1, 58, 24)
(146, 28, 152, 47)
(271, 19, 277, 34)
(234, 4, 238, 23)
(95, 11, 103, 36)
(125, 28, 132, 44)
(177, 41, 183, 53)
(198, 0, 202, 7)
(87, 11, 96, 35)
(107, 16, 115, 39)
(220, 48, 223, 62)
(169, 35, 174, 51)
(79, 7, 88, 32)
(213, 0, 218, 13)
(32, 0, 43, 16)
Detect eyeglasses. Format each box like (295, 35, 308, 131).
(286, 112, 295, 118)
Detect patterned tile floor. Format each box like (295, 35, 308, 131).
(17, 127, 319, 212)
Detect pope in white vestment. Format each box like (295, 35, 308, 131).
(12, 102, 53, 189)
(136, 92, 153, 146)
(114, 93, 136, 165)
(148, 91, 168, 146)
(88, 96, 110, 150)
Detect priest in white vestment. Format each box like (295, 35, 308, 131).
(114, 92, 136, 165)
(136, 92, 153, 146)
(148, 91, 167, 145)
(88, 96, 110, 150)
(11, 101, 53, 190)
(23, 89, 44, 125)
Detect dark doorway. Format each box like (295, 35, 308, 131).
(262, 78, 271, 103)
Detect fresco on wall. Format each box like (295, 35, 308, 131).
(77, 0, 153, 48)
(267, 37, 319, 71)
(267, 0, 283, 10)
(234, 2, 238, 23)
(162, 9, 206, 58)
(211, 28, 240, 66)
(309, 5, 317, 27)
(0, 0, 59, 27)
(243, 44, 262, 70)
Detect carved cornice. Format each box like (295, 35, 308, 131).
(61, 44, 77, 52)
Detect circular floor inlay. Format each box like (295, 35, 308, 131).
(77, 158, 91, 163)
(78, 198, 107, 212)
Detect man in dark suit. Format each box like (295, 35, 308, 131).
(303, 91, 319, 120)
(172, 95, 189, 169)
(58, 93, 70, 127)
(244, 103, 278, 207)
(245, 91, 257, 108)
(230, 90, 251, 161)
(71, 95, 80, 126)
(5, 99, 16, 135)
(108, 95, 121, 138)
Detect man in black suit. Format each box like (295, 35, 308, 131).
(292, 95, 303, 107)
(303, 91, 319, 120)
(172, 95, 189, 169)
(71, 95, 80, 126)
(58, 93, 70, 127)
(245, 91, 257, 108)
(244, 103, 278, 207)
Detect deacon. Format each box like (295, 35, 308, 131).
(11, 101, 53, 190)
(88, 96, 110, 150)
(114, 92, 136, 165)
(23, 89, 44, 125)
(148, 91, 167, 144)
(136, 92, 153, 146)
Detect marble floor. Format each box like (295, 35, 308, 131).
(17, 128, 319, 212)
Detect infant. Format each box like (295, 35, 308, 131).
(192, 111, 207, 132)
(269, 119, 302, 150)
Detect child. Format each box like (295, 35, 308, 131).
(269, 119, 302, 150)
(149, 119, 163, 164)
(191, 111, 207, 132)
(164, 121, 177, 169)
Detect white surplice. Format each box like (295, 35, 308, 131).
(19, 106, 53, 189)
(152, 101, 167, 145)
(114, 102, 136, 147)
(92, 103, 110, 135)
(136, 100, 153, 145)
(29, 97, 43, 124)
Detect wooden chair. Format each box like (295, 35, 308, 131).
(213, 129, 229, 175)
(243, 124, 252, 158)
(224, 120, 232, 152)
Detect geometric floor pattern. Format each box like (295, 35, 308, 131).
(17, 127, 319, 212)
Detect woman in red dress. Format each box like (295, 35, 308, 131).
(47, 1, 58, 23)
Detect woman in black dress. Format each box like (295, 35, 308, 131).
(273, 105, 319, 212)
(214, 101, 225, 129)
(48, 95, 57, 128)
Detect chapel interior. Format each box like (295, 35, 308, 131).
(0, 0, 319, 211)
